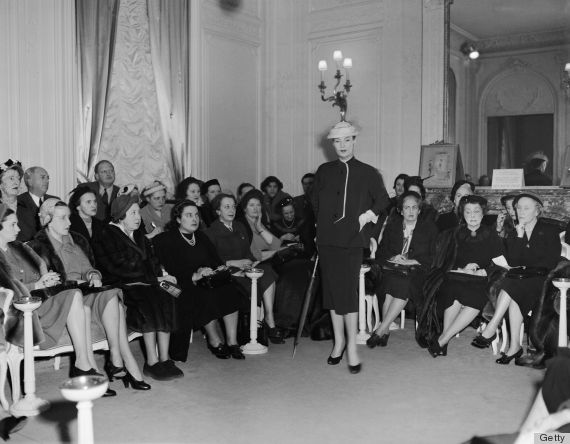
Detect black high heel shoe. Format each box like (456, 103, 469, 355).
(104, 361, 126, 381)
(69, 366, 102, 378)
(264, 322, 286, 344)
(495, 348, 523, 365)
(471, 333, 497, 349)
(122, 372, 151, 390)
(427, 339, 447, 358)
(207, 343, 231, 359)
(327, 348, 345, 365)
(366, 332, 389, 348)
(348, 363, 361, 374)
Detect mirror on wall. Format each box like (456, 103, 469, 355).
(448, 0, 569, 184)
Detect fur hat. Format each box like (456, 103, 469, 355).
(110, 186, 140, 222)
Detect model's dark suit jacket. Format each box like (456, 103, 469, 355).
(80, 182, 119, 222)
(16, 192, 59, 242)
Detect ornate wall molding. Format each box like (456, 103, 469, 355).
(477, 28, 570, 54)
(307, 1, 383, 36)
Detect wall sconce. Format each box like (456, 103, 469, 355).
(563, 62, 570, 100)
(317, 50, 352, 121)
(460, 42, 479, 60)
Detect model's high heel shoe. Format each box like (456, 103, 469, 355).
(348, 363, 361, 374)
(104, 361, 126, 381)
(427, 339, 447, 358)
(122, 372, 151, 390)
(327, 348, 345, 365)
(495, 348, 523, 365)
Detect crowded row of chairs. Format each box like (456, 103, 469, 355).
(0, 157, 568, 407)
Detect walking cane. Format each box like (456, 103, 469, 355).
(292, 255, 319, 358)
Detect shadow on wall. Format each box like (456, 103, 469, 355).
(219, 0, 242, 13)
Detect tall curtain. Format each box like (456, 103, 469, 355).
(498, 116, 516, 169)
(147, 0, 190, 186)
(75, 0, 120, 182)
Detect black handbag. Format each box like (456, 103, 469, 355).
(381, 261, 419, 277)
(270, 243, 305, 267)
(506, 266, 548, 279)
(197, 269, 233, 289)
(446, 271, 487, 283)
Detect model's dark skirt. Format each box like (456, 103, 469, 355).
(319, 245, 362, 315)
(500, 275, 545, 315)
(379, 270, 427, 306)
(438, 273, 488, 311)
(121, 284, 177, 333)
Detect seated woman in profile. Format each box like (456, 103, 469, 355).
(494, 193, 518, 239)
(473, 193, 561, 364)
(153, 200, 246, 361)
(28, 199, 149, 391)
(0, 205, 98, 378)
(0, 159, 23, 212)
(139, 180, 172, 239)
(422, 195, 504, 358)
(260, 176, 290, 225)
(69, 186, 106, 243)
(91, 189, 183, 381)
(205, 192, 284, 344)
(366, 191, 437, 349)
(435, 180, 475, 232)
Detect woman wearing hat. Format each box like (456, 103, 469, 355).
(139, 180, 173, 237)
(68, 186, 106, 243)
(91, 189, 183, 381)
(200, 179, 222, 227)
(313, 121, 389, 373)
(473, 193, 561, 364)
(0, 159, 24, 212)
(205, 192, 283, 344)
(27, 199, 150, 392)
(415, 195, 504, 357)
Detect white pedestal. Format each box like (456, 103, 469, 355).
(10, 297, 50, 417)
(60, 375, 108, 444)
(242, 269, 268, 355)
(553, 278, 570, 348)
(356, 265, 371, 345)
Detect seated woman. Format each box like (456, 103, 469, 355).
(91, 189, 183, 381)
(28, 199, 150, 390)
(0, 205, 99, 379)
(403, 176, 437, 222)
(69, 186, 106, 242)
(200, 179, 222, 227)
(387, 173, 409, 214)
(175, 177, 212, 229)
(0, 159, 23, 212)
(435, 180, 475, 232)
(235, 183, 254, 219)
(366, 191, 437, 349)
(495, 193, 518, 239)
(473, 193, 561, 364)
(205, 192, 284, 344)
(271, 196, 315, 256)
(425, 195, 504, 357)
(139, 180, 173, 237)
(153, 200, 246, 360)
(260, 176, 290, 225)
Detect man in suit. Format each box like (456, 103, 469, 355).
(16, 166, 59, 241)
(524, 152, 552, 186)
(81, 160, 120, 222)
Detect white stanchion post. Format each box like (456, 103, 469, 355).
(242, 268, 268, 355)
(10, 296, 50, 417)
(60, 375, 108, 444)
(553, 278, 570, 348)
(356, 264, 371, 344)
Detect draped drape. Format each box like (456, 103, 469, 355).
(147, 0, 190, 186)
(75, 0, 120, 182)
(498, 116, 516, 169)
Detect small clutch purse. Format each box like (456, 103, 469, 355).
(506, 266, 548, 280)
(159, 280, 182, 298)
(196, 268, 233, 289)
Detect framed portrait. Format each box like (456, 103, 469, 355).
(419, 143, 464, 188)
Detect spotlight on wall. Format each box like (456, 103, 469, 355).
(563, 62, 570, 100)
(460, 42, 480, 60)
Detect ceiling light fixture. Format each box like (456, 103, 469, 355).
(460, 42, 480, 60)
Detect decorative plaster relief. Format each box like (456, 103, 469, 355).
(478, 29, 570, 54)
(485, 72, 554, 116)
(309, 0, 378, 13)
(307, 1, 383, 35)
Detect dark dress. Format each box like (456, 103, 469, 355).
(499, 219, 561, 315)
(205, 219, 278, 295)
(376, 215, 438, 307)
(438, 225, 504, 311)
(91, 224, 176, 333)
(153, 229, 245, 360)
(313, 157, 389, 315)
(69, 212, 106, 244)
